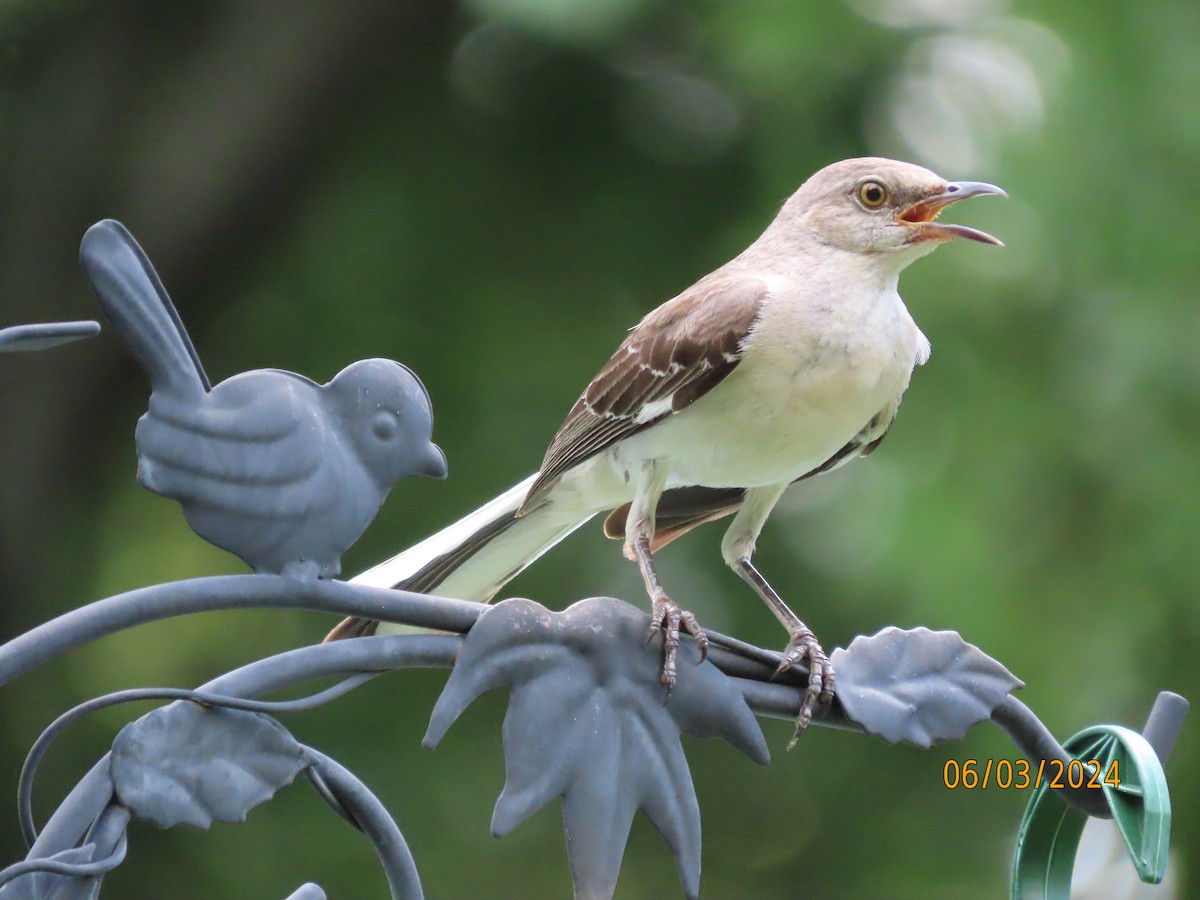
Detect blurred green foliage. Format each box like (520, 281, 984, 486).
(0, 0, 1196, 897)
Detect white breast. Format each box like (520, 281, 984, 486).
(612, 272, 929, 489)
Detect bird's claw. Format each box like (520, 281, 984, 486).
(647, 593, 709, 697)
(775, 630, 835, 749)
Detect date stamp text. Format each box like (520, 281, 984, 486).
(942, 758, 1120, 790)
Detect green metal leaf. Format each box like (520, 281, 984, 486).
(1010, 725, 1171, 899)
(1070, 725, 1171, 881)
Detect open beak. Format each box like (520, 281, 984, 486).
(898, 181, 1007, 246)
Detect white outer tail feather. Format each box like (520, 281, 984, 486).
(351, 472, 595, 603)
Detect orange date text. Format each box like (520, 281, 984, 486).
(942, 758, 1119, 790)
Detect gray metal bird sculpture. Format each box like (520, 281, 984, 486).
(80, 219, 446, 579)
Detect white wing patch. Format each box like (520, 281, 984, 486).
(633, 395, 676, 424)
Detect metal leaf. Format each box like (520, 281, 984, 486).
(111, 702, 313, 829)
(425, 596, 769, 900)
(832, 625, 1023, 746)
(0, 321, 99, 354)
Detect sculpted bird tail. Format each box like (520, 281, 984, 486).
(80, 219, 210, 398)
(324, 473, 594, 640)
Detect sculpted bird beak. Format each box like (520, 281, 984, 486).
(898, 181, 1006, 246)
(421, 443, 448, 479)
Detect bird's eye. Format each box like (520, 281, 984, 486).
(370, 411, 399, 441)
(858, 181, 888, 208)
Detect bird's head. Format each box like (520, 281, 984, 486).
(785, 157, 1005, 263)
(328, 358, 448, 486)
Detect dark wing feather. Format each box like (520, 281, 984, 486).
(521, 277, 766, 511)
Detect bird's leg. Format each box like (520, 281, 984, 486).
(735, 559, 834, 743)
(722, 486, 834, 745)
(625, 460, 708, 693)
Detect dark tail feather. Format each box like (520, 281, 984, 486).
(324, 616, 380, 641)
(322, 509, 522, 643)
(604, 485, 746, 552)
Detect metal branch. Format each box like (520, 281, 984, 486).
(737, 670, 1187, 819)
(0, 575, 480, 688)
(303, 748, 423, 900)
(27, 759, 113, 863)
(198, 633, 462, 697)
(18, 676, 378, 846)
(1138, 690, 1189, 763)
(0, 830, 126, 888)
(12, 636, 461, 874)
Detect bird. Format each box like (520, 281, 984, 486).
(326, 158, 1005, 737)
(80, 218, 447, 580)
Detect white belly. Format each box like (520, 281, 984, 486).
(608, 283, 929, 489)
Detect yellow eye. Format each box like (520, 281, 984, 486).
(859, 181, 888, 208)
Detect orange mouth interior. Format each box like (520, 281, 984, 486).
(898, 197, 952, 224)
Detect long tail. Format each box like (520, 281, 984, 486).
(80, 219, 210, 398)
(324, 474, 595, 640)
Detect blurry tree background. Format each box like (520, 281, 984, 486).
(0, 1, 1196, 897)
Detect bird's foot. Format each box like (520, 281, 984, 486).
(647, 592, 709, 697)
(775, 628, 835, 748)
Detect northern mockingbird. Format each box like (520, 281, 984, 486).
(327, 157, 1004, 739)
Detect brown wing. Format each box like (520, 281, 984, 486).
(519, 276, 767, 512)
(602, 411, 896, 551)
